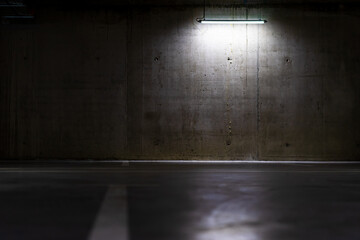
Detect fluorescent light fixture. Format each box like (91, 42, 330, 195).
(198, 19, 266, 24)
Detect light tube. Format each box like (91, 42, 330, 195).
(198, 20, 266, 24)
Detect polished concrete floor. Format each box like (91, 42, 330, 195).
(0, 161, 360, 240)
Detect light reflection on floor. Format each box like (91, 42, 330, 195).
(0, 162, 360, 240)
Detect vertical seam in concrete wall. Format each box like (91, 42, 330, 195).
(321, 75, 325, 157)
(320, 17, 326, 159)
(125, 10, 129, 156)
(34, 28, 39, 159)
(1, 31, 12, 158)
(126, 9, 144, 158)
(140, 14, 144, 155)
(256, 24, 260, 160)
(245, 23, 248, 97)
(31, 30, 38, 159)
(10, 35, 17, 158)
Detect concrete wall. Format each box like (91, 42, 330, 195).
(1, 4, 359, 160)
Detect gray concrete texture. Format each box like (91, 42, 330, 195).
(0, 4, 359, 160)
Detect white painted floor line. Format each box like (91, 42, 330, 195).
(88, 185, 128, 240)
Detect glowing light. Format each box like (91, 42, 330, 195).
(198, 20, 266, 25)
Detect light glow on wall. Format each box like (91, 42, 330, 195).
(196, 23, 260, 49)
